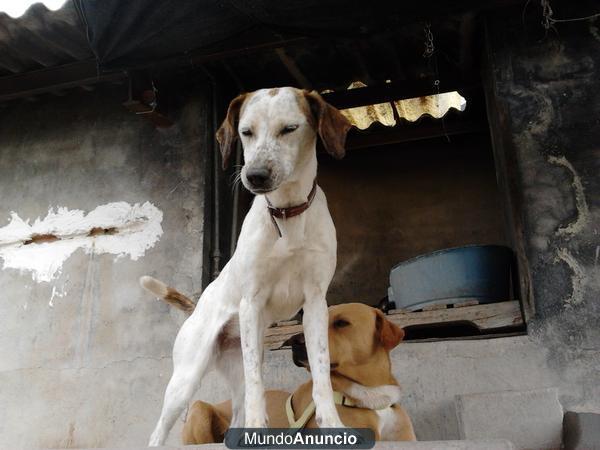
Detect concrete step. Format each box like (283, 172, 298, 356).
(455, 387, 563, 450)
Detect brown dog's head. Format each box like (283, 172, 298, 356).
(288, 303, 405, 373)
(216, 87, 352, 194)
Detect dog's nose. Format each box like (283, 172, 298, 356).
(246, 167, 271, 189)
(285, 333, 305, 347)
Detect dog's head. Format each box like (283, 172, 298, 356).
(216, 87, 352, 194)
(288, 303, 405, 371)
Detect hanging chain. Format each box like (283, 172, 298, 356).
(422, 21, 448, 141)
(540, 0, 599, 27)
(541, 0, 554, 30)
(423, 22, 435, 58)
(422, 22, 440, 95)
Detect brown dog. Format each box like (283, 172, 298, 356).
(140, 278, 416, 444)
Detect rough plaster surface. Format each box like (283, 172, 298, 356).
(455, 388, 563, 449)
(0, 85, 209, 449)
(562, 411, 600, 450)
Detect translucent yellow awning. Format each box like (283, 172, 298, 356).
(338, 81, 467, 130)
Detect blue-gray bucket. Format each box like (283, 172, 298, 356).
(388, 245, 514, 311)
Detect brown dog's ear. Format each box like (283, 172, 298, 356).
(216, 93, 248, 169)
(303, 90, 352, 159)
(375, 309, 405, 350)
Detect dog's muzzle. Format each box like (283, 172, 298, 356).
(245, 167, 273, 192)
(285, 332, 338, 370)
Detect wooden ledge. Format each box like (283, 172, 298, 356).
(265, 301, 524, 350)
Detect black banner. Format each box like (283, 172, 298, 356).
(225, 428, 376, 449)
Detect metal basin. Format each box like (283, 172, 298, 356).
(387, 245, 514, 311)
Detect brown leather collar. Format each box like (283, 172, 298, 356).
(266, 179, 317, 238)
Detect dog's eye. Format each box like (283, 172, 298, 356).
(280, 124, 299, 135)
(333, 319, 350, 328)
(240, 129, 253, 137)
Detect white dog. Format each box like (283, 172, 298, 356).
(147, 87, 352, 446)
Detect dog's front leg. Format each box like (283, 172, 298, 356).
(303, 292, 345, 428)
(239, 296, 268, 428)
(215, 343, 245, 428)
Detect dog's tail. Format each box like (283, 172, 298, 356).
(139, 276, 196, 313)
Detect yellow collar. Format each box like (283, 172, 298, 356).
(285, 391, 357, 429)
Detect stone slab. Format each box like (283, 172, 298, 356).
(563, 411, 600, 450)
(455, 388, 563, 449)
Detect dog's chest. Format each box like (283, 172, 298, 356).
(236, 237, 327, 319)
(257, 244, 313, 320)
(376, 407, 398, 439)
(232, 196, 336, 321)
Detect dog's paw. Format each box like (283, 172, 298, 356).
(148, 433, 162, 447)
(316, 416, 346, 429)
(244, 417, 268, 428)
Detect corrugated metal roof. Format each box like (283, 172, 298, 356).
(0, 1, 68, 19)
(0, 2, 91, 77)
(0, 0, 497, 104)
(394, 91, 467, 121)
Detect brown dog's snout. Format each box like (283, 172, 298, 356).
(284, 332, 305, 347)
(285, 333, 308, 368)
(246, 167, 272, 189)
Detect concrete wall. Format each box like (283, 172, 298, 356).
(0, 85, 210, 449)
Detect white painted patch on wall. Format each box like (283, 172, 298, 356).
(555, 247, 586, 306)
(0, 202, 163, 282)
(49, 284, 67, 307)
(548, 155, 590, 237)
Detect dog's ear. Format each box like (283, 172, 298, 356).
(375, 309, 405, 350)
(216, 93, 247, 169)
(303, 90, 352, 159)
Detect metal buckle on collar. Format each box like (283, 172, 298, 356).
(267, 207, 283, 238)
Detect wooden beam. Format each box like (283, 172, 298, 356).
(345, 112, 486, 150)
(265, 301, 524, 350)
(0, 60, 126, 102)
(322, 78, 479, 110)
(186, 37, 308, 66)
(403, 330, 526, 343)
(0, 35, 306, 102)
(275, 47, 313, 89)
(386, 300, 523, 330)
